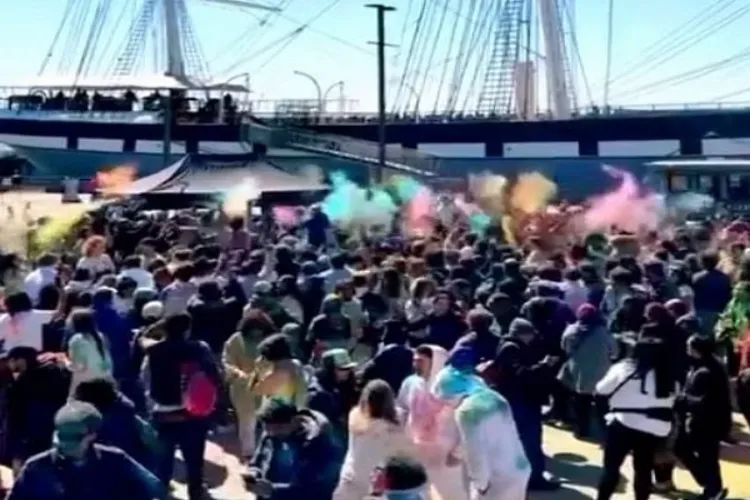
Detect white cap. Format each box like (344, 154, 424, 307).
(142, 301, 164, 320)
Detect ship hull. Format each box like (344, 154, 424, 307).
(3, 109, 750, 158)
(304, 109, 750, 157)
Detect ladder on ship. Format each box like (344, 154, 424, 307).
(476, 0, 527, 115)
(112, 0, 159, 76)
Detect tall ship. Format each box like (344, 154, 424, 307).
(2, 0, 750, 195)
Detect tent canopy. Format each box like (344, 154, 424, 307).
(0, 74, 249, 93)
(113, 153, 328, 199)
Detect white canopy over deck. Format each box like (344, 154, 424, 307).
(0, 74, 249, 93)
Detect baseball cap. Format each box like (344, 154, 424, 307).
(54, 401, 102, 442)
(322, 348, 356, 370)
(257, 397, 297, 424)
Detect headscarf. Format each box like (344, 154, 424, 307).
(715, 281, 750, 343)
(431, 365, 510, 429)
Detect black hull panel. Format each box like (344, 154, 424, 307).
(304, 109, 750, 154)
(1, 110, 750, 145)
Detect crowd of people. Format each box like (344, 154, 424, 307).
(0, 197, 747, 500)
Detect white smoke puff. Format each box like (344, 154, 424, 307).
(669, 192, 715, 213)
(223, 177, 261, 216)
(298, 164, 324, 183)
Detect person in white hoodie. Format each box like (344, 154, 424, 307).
(595, 325, 678, 500)
(333, 380, 413, 500)
(431, 365, 530, 500)
(398, 345, 469, 500)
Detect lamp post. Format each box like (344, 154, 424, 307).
(293, 70, 323, 118)
(212, 72, 251, 117)
(366, 3, 396, 185)
(322, 80, 344, 115)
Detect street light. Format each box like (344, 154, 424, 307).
(322, 80, 344, 114)
(293, 70, 323, 117)
(207, 72, 252, 112)
(366, 3, 396, 185)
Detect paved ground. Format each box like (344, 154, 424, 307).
(1, 416, 746, 499)
(161, 415, 749, 500)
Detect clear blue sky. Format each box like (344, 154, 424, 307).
(2, 0, 749, 112)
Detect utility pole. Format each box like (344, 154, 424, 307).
(366, 3, 395, 185)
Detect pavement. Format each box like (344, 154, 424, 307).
(159, 414, 749, 499)
(3, 416, 740, 499)
(0, 420, 746, 500)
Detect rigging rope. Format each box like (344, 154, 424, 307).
(561, 0, 593, 106)
(209, 0, 294, 65)
(602, 0, 614, 106)
(444, 0, 480, 113)
(456, 0, 495, 114)
(431, 0, 465, 114)
(393, 0, 415, 67)
(38, 0, 79, 76)
(606, 0, 749, 95)
(80, 0, 116, 78)
(90, 0, 136, 77)
(391, 0, 430, 112)
(712, 84, 750, 102)
(458, 0, 497, 114)
(58, 0, 89, 74)
(252, 28, 304, 73)
(413, 0, 450, 115)
(610, 44, 750, 101)
(605, 0, 737, 87)
(74, 0, 113, 81)
(219, 0, 342, 76)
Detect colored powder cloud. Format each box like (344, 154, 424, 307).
(580, 165, 664, 233)
(273, 206, 301, 227)
(391, 175, 423, 202)
(322, 171, 397, 228)
(468, 172, 508, 218)
(510, 172, 557, 213)
(455, 194, 492, 233)
(404, 186, 436, 236)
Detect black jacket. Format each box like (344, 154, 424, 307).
(5, 360, 70, 460)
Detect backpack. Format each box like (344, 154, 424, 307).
(180, 359, 218, 418)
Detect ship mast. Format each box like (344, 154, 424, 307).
(537, 0, 571, 118)
(162, 0, 279, 79)
(164, 0, 186, 76)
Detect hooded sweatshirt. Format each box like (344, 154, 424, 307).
(432, 367, 530, 500)
(397, 346, 455, 466)
(397, 346, 469, 500)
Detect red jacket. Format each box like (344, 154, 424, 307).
(739, 328, 750, 371)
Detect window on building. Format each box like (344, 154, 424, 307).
(727, 174, 750, 201)
(668, 174, 689, 192)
